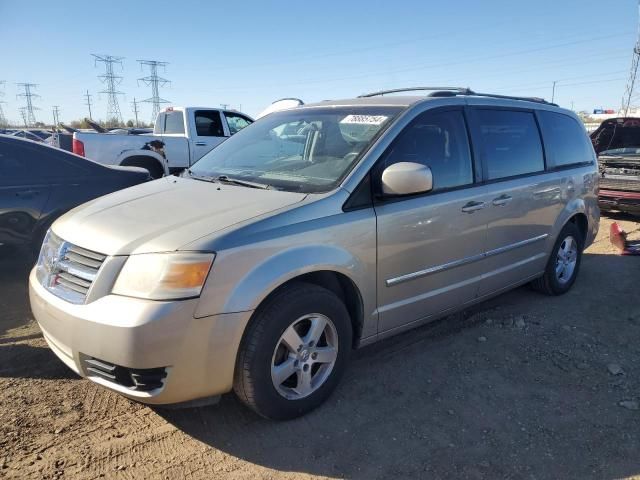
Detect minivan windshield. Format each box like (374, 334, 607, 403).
(189, 106, 401, 193)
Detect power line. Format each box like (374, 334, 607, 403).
(92, 53, 125, 125)
(137, 59, 170, 123)
(622, 0, 640, 115)
(84, 90, 93, 120)
(16, 83, 40, 126)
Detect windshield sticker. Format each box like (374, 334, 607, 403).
(340, 115, 388, 125)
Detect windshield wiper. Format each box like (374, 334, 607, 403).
(215, 175, 270, 189)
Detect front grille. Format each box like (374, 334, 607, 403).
(37, 232, 107, 304)
(84, 357, 167, 392)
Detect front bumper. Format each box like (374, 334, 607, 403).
(29, 269, 253, 404)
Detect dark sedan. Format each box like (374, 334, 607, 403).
(0, 135, 151, 252)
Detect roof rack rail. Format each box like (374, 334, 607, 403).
(358, 86, 557, 106)
(467, 91, 557, 106)
(358, 87, 472, 97)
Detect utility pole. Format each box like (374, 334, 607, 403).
(0, 81, 7, 127)
(622, 0, 640, 116)
(92, 54, 125, 126)
(137, 59, 170, 123)
(131, 97, 140, 127)
(84, 90, 93, 120)
(16, 83, 40, 126)
(52, 105, 61, 128)
(551, 81, 557, 103)
(220, 103, 230, 110)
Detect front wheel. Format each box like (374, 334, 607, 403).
(531, 222, 583, 295)
(234, 282, 352, 420)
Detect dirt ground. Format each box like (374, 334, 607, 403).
(1, 214, 639, 480)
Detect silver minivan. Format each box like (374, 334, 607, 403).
(29, 88, 599, 419)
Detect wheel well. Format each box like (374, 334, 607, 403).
(257, 271, 364, 348)
(120, 155, 164, 178)
(568, 213, 588, 244)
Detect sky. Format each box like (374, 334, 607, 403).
(1, 0, 638, 124)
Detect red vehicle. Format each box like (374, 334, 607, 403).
(591, 117, 640, 215)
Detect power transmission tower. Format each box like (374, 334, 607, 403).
(19, 107, 28, 128)
(622, 0, 640, 116)
(0, 81, 7, 127)
(16, 83, 40, 126)
(137, 59, 170, 122)
(84, 90, 93, 120)
(131, 97, 140, 127)
(92, 54, 125, 125)
(52, 105, 61, 127)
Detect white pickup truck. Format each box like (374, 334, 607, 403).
(72, 107, 253, 178)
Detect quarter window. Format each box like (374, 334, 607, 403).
(537, 111, 594, 167)
(381, 110, 473, 192)
(195, 110, 224, 137)
(475, 110, 544, 180)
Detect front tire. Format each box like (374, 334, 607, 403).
(234, 282, 352, 420)
(531, 222, 583, 295)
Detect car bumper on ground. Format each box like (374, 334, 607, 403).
(599, 189, 640, 214)
(29, 269, 253, 405)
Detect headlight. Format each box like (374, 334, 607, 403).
(112, 252, 215, 300)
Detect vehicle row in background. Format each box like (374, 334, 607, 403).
(72, 107, 254, 178)
(592, 117, 640, 215)
(0, 135, 151, 252)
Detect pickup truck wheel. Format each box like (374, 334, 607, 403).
(234, 282, 352, 420)
(531, 222, 583, 295)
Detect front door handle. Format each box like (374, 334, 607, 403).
(461, 201, 486, 213)
(492, 194, 513, 206)
(194, 141, 207, 146)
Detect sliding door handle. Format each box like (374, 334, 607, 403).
(461, 201, 486, 213)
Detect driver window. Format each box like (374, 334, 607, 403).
(381, 110, 473, 192)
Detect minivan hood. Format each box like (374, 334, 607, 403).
(53, 176, 306, 255)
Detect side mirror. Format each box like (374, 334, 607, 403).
(381, 162, 433, 196)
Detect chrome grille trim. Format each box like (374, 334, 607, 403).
(36, 231, 107, 304)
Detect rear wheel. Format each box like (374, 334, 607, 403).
(234, 282, 352, 420)
(531, 222, 583, 295)
(120, 156, 164, 179)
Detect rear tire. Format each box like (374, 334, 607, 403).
(531, 222, 583, 295)
(120, 156, 164, 179)
(234, 282, 352, 420)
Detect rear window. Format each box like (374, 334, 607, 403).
(538, 111, 594, 167)
(475, 110, 544, 180)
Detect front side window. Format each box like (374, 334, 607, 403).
(190, 107, 401, 193)
(537, 111, 594, 166)
(380, 110, 473, 192)
(224, 112, 252, 135)
(475, 110, 544, 180)
(163, 111, 185, 134)
(195, 110, 224, 137)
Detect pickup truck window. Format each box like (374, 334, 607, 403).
(190, 106, 402, 193)
(224, 112, 252, 135)
(195, 111, 224, 137)
(164, 111, 185, 134)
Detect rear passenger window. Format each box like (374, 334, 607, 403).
(537, 111, 594, 167)
(164, 111, 185, 134)
(195, 110, 224, 137)
(475, 110, 544, 180)
(382, 110, 473, 192)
